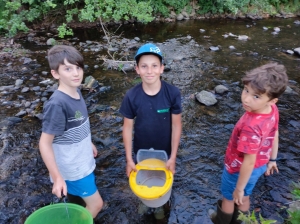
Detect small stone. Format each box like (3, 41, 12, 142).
(209, 46, 219, 51)
(21, 87, 30, 93)
(15, 79, 23, 86)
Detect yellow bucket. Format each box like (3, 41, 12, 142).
(129, 149, 173, 208)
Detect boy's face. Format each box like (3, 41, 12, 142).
(51, 59, 83, 89)
(241, 84, 278, 114)
(135, 54, 164, 85)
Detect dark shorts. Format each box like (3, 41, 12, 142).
(221, 164, 267, 200)
(65, 172, 97, 198)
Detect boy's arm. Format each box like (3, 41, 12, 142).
(265, 130, 279, 176)
(233, 153, 256, 205)
(166, 113, 182, 175)
(122, 117, 136, 177)
(39, 132, 66, 198)
(91, 143, 98, 157)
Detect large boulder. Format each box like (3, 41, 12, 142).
(196, 90, 217, 106)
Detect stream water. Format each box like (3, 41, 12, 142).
(0, 17, 299, 224)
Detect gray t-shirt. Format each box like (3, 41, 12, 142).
(42, 89, 95, 181)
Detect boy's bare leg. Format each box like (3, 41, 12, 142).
(221, 198, 234, 214)
(83, 190, 103, 218)
(238, 195, 250, 211)
(222, 196, 250, 213)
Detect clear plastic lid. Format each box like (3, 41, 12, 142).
(136, 148, 168, 168)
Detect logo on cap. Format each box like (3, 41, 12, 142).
(150, 47, 161, 54)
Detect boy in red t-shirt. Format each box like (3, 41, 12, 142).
(209, 63, 289, 224)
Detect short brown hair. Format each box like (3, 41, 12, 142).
(47, 45, 84, 71)
(242, 62, 288, 100)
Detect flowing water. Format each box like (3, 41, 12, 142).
(0, 18, 299, 224)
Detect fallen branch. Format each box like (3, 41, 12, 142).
(98, 17, 135, 74)
(101, 56, 135, 74)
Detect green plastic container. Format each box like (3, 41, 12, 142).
(25, 203, 93, 224)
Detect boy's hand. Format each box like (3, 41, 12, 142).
(126, 160, 137, 177)
(92, 143, 98, 157)
(233, 188, 244, 205)
(166, 158, 176, 175)
(265, 161, 279, 176)
(52, 176, 67, 198)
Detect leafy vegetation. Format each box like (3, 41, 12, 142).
(237, 210, 277, 224)
(0, 0, 299, 38)
(286, 182, 300, 224)
(236, 182, 300, 224)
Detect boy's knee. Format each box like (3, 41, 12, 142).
(96, 199, 104, 212)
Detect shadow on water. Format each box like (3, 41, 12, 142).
(0, 18, 299, 224)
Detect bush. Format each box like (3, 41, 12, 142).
(0, 0, 299, 38)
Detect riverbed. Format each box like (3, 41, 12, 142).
(0, 17, 299, 224)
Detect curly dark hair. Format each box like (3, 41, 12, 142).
(242, 62, 289, 100)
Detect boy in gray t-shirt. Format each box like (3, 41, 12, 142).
(39, 45, 103, 218)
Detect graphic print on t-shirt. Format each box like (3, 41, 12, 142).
(67, 110, 85, 123)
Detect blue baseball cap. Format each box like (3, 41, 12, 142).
(134, 43, 163, 61)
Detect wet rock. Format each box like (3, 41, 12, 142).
(45, 84, 58, 92)
(269, 190, 288, 204)
(209, 46, 219, 51)
(99, 86, 111, 93)
(0, 85, 14, 91)
(31, 86, 40, 91)
(15, 79, 23, 86)
(294, 20, 300, 24)
(39, 79, 53, 85)
(214, 85, 228, 94)
(199, 29, 205, 33)
(41, 92, 49, 97)
(21, 87, 30, 93)
(289, 120, 300, 129)
(41, 71, 48, 75)
(196, 91, 217, 106)
(294, 47, 300, 56)
(284, 86, 298, 95)
(286, 50, 294, 55)
(288, 201, 300, 212)
(229, 45, 235, 49)
(1, 101, 13, 106)
(122, 63, 134, 72)
(224, 124, 235, 130)
(177, 14, 184, 21)
(41, 97, 47, 102)
(83, 76, 98, 89)
(274, 27, 280, 32)
(238, 35, 249, 40)
(15, 110, 27, 117)
(23, 57, 32, 64)
(0, 117, 22, 128)
(24, 101, 31, 108)
(46, 38, 56, 45)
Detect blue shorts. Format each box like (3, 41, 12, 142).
(221, 165, 267, 200)
(65, 172, 97, 198)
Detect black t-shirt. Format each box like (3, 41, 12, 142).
(120, 80, 182, 155)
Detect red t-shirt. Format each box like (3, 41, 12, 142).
(224, 104, 279, 174)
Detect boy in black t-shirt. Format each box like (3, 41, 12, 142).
(120, 43, 182, 177)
